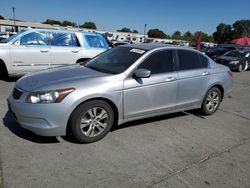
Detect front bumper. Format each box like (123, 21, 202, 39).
(7, 88, 71, 137)
(217, 62, 239, 71)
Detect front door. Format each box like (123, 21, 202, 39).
(10, 31, 50, 74)
(123, 49, 178, 120)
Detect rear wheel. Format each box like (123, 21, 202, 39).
(201, 87, 221, 115)
(70, 100, 114, 143)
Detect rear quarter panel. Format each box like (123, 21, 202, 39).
(207, 63, 233, 97)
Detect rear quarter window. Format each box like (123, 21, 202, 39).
(199, 54, 209, 68)
(84, 35, 108, 49)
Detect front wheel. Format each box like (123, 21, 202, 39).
(70, 100, 114, 143)
(201, 87, 221, 115)
(0, 62, 8, 80)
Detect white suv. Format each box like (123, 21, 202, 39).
(0, 29, 109, 78)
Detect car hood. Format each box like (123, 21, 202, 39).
(217, 56, 241, 62)
(16, 64, 109, 91)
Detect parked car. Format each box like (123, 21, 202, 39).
(8, 44, 233, 143)
(205, 46, 236, 60)
(0, 29, 109, 78)
(215, 50, 250, 72)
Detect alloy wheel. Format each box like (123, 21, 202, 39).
(79, 107, 108, 137)
(206, 91, 220, 112)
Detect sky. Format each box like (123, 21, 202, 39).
(1, 0, 250, 35)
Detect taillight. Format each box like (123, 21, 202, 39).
(228, 70, 233, 77)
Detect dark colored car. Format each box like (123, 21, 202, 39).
(215, 50, 250, 72)
(205, 46, 237, 60)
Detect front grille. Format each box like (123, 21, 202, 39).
(12, 88, 23, 100)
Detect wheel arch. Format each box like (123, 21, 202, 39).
(66, 97, 119, 135)
(206, 84, 224, 101)
(0, 58, 9, 77)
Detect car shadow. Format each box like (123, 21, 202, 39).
(3, 111, 59, 144)
(111, 109, 204, 131)
(3, 109, 204, 144)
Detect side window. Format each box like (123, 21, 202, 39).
(199, 54, 209, 68)
(177, 50, 203, 71)
(85, 35, 105, 48)
(20, 32, 49, 46)
(138, 50, 174, 74)
(51, 32, 79, 47)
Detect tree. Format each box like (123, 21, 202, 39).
(213, 23, 233, 43)
(202, 33, 214, 43)
(183, 31, 193, 41)
(0, 15, 5, 20)
(80, 22, 96, 29)
(147, 29, 166, 38)
(171, 31, 181, 40)
(43, 19, 61, 25)
(61, 20, 76, 27)
(132, 29, 139, 33)
(232, 19, 250, 38)
(117, 27, 132, 33)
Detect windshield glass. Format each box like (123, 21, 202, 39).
(3, 30, 26, 43)
(225, 50, 247, 58)
(84, 46, 147, 74)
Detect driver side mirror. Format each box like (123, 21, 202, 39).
(134, 68, 151, 78)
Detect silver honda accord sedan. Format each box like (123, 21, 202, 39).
(7, 44, 233, 143)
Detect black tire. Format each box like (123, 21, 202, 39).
(70, 100, 114, 143)
(0, 61, 8, 80)
(201, 87, 221, 115)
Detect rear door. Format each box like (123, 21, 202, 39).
(50, 31, 81, 67)
(123, 49, 178, 120)
(175, 49, 210, 109)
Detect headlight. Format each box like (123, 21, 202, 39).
(26, 88, 75, 104)
(229, 60, 239, 64)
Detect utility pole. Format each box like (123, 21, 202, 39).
(12, 7, 16, 32)
(144, 24, 147, 43)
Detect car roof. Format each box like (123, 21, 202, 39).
(122, 43, 200, 53)
(122, 43, 174, 50)
(27, 28, 97, 35)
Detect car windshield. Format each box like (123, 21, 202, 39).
(2, 30, 26, 43)
(84, 46, 147, 74)
(224, 50, 247, 58)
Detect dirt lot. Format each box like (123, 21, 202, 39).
(0, 72, 250, 188)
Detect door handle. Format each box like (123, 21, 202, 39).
(165, 77, 177, 82)
(72, 50, 79, 53)
(202, 71, 210, 76)
(40, 50, 49, 53)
